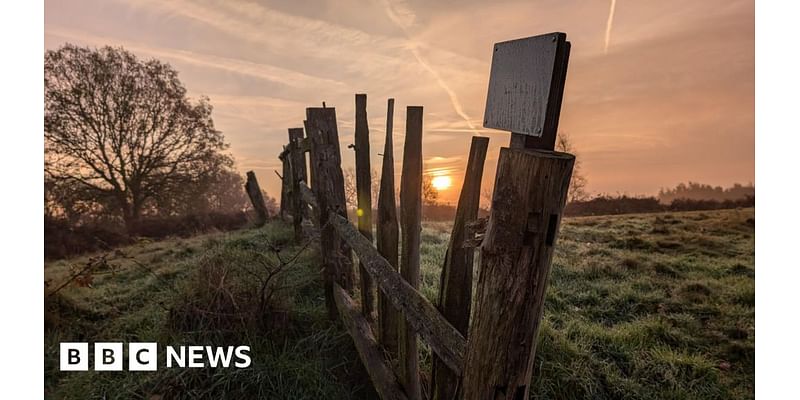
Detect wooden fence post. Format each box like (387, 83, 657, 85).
(306, 106, 355, 319)
(354, 93, 376, 321)
(431, 136, 489, 400)
(288, 128, 306, 240)
(279, 146, 291, 219)
(376, 98, 400, 357)
(398, 106, 424, 400)
(303, 120, 314, 186)
(461, 148, 574, 400)
(244, 170, 269, 226)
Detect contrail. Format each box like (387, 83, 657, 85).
(378, 0, 478, 133)
(604, 0, 617, 54)
(408, 45, 478, 132)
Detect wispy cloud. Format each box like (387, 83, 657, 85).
(425, 156, 461, 165)
(46, 27, 346, 90)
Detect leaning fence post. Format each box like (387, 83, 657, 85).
(431, 136, 489, 400)
(461, 149, 573, 399)
(288, 128, 306, 240)
(462, 31, 573, 400)
(376, 98, 400, 358)
(398, 106, 424, 400)
(244, 170, 269, 226)
(306, 106, 355, 319)
(279, 146, 292, 220)
(353, 93, 376, 321)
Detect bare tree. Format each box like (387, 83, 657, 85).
(45, 45, 229, 233)
(343, 166, 379, 210)
(556, 132, 589, 203)
(422, 175, 439, 206)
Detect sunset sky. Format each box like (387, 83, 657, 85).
(44, 0, 754, 204)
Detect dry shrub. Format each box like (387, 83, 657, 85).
(167, 240, 310, 334)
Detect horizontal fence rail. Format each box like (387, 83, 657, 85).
(333, 282, 409, 400)
(300, 181, 466, 374)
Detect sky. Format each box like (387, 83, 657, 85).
(44, 0, 754, 204)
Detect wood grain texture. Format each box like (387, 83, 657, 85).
(484, 32, 569, 145)
(431, 136, 489, 400)
(354, 93, 376, 321)
(279, 146, 291, 219)
(328, 213, 466, 375)
(333, 283, 409, 400)
(303, 120, 315, 192)
(299, 182, 318, 210)
(244, 170, 269, 226)
(376, 98, 400, 357)
(288, 128, 306, 240)
(398, 106, 424, 400)
(306, 107, 355, 320)
(462, 147, 574, 400)
(509, 36, 571, 151)
(288, 128, 307, 182)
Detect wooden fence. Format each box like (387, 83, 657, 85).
(260, 32, 575, 400)
(270, 103, 573, 399)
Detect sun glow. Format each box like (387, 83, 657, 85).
(431, 175, 452, 191)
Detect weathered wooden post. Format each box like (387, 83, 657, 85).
(462, 32, 574, 400)
(279, 146, 291, 219)
(244, 170, 270, 226)
(288, 128, 306, 239)
(376, 98, 400, 357)
(398, 106, 424, 400)
(431, 135, 489, 400)
(306, 106, 355, 319)
(353, 93, 377, 320)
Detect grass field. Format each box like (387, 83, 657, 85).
(44, 208, 754, 399)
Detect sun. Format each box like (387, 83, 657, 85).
(431, 175, 452, 191)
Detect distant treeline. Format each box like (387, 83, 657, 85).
(563, 195, 754, 217)
(658, 182, 754, 204)
(413, 195, 755, 222)
(419, 182, 756, 221)
(45, 211, 260, 260)
(552, 182, 755, 217)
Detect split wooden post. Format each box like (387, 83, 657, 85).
(303, 120, 314, 186)
(398, 106, 424, 400)
(462, 148, 573, 400)
(464, 32, 574, 400)
(376, 98, 400, 357)
(353, 93, 376, 321)
(431, 136, 489, 400)
(279, 146, 291, 219)
(289, 128, 307, 240)
(306, 106, 355, 319)
(244, 170, 269, 226)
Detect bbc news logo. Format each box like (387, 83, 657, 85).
(60, 343, 251, 371)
